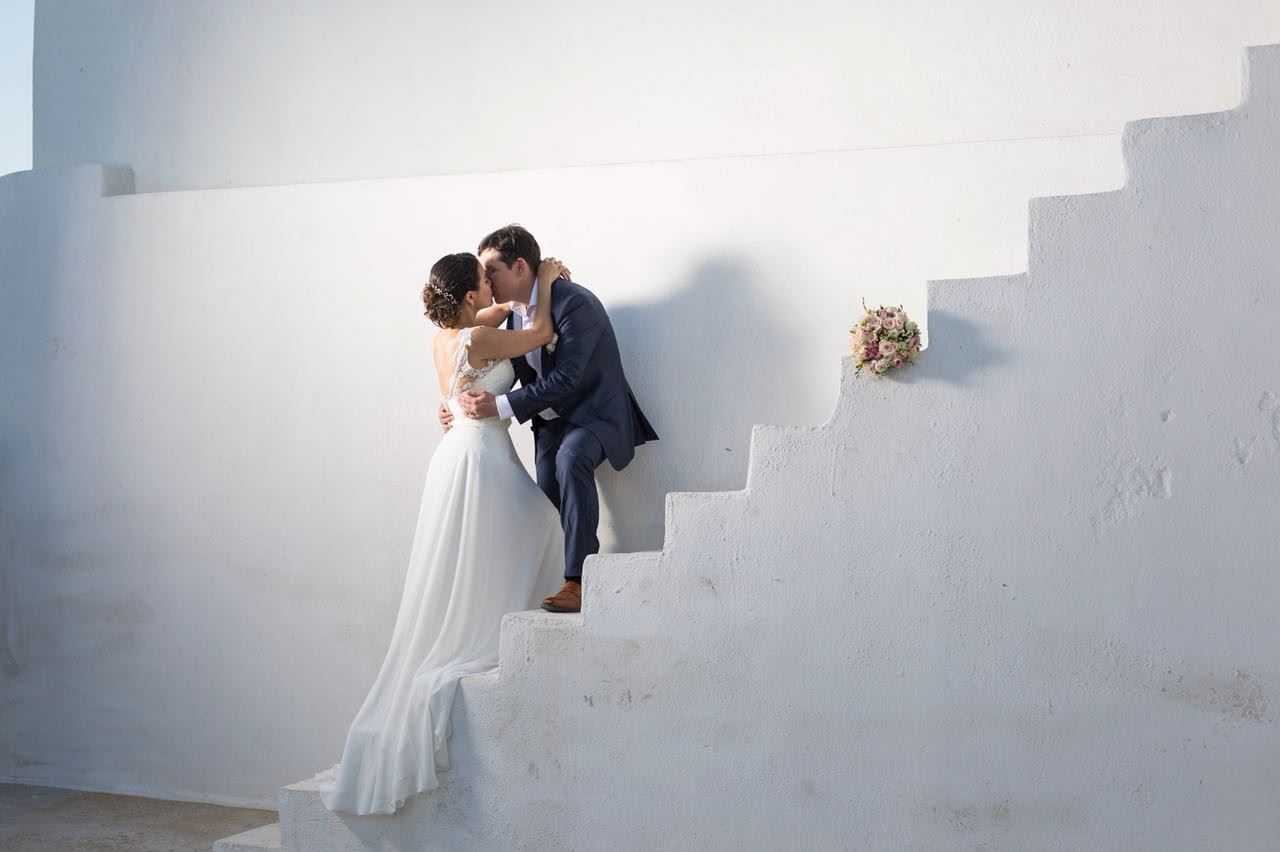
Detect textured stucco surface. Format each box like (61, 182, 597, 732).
(259, 46, 1280, 850)
(0, 132, 1126, 808)
(2, 9, 1279, 850)
(29, 0, 1280, 191)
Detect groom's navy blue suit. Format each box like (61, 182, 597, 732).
(505, 279, 658, 581)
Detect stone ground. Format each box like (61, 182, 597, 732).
(0, 783, 274, 851)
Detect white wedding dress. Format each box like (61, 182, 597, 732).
(316, 326, 564, 815)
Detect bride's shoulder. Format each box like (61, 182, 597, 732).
(432, 327, 456, 351)
(432, 327, 465, 362)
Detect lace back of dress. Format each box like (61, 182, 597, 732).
(447, 327, 501, 400)
(443, 328, 515, 428)
(446, 328, 471, 400)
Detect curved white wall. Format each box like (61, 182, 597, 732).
(6, 0, 1280, 826)
(32, 0, 1280, 191)
(0, 132, 1124, 804)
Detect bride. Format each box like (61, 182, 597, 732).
(316, 252, 569, 815)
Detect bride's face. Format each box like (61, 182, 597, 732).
(471, 259, 495, 309)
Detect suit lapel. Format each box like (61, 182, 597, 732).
(541, 290, 558, 373)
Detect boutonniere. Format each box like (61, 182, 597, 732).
(546, 332, 559, 354)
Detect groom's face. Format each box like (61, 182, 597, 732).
(479, 248, 530, 304)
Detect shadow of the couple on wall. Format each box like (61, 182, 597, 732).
(595, 257, 818, 554)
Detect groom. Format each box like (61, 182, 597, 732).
(447, 224, 658, 613)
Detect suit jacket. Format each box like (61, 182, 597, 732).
(505, 279, 658, 470)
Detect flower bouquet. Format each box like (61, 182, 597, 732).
(851, 300, 921, 374)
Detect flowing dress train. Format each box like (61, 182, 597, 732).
(316, 327, 564, 815)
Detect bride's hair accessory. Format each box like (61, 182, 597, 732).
(851, 299, 921, 375)
(423, 252, 481, 329)
(426, 282, 459, 306)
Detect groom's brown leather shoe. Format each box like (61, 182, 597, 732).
(541, 579, 581, 613)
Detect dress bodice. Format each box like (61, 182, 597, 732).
(445, 327, 515, 429)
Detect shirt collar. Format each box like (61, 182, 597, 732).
(513, 280, 538, 318)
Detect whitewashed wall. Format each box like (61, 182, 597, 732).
(0, 134, 1121, 805)
(32, 0, 1280, 191)
(273, 45, 1280, 851)
(3, 0, 1279, 826)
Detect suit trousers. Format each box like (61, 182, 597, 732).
(532, 418, 606, 581)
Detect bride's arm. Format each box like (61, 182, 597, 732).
(466, 258, 564, 361)
(474, 301, 515, 328)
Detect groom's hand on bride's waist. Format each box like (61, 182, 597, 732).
(459, 390, 498, 420)
(438, 401, 453, 433)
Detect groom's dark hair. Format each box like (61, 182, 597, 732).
(477, 224, 541, 274)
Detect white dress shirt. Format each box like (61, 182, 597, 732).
(495, 280, 558, 422)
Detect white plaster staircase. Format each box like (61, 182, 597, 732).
(216, 43, 1280, 851)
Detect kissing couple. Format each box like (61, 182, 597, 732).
(316, 224, 658, 814)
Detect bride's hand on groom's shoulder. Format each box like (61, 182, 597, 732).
(538, 257, 569, 287)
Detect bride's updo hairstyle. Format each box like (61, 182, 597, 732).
(423, 252, 480, 328)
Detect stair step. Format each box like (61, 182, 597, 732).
(1028, 189, 1123, 273)
(279, 777, 405, 851)
(212, 821, 281, 852)
(663, 490, 746, 554)
(497, 609, 582, 680)
(582, 551, 663, 630)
